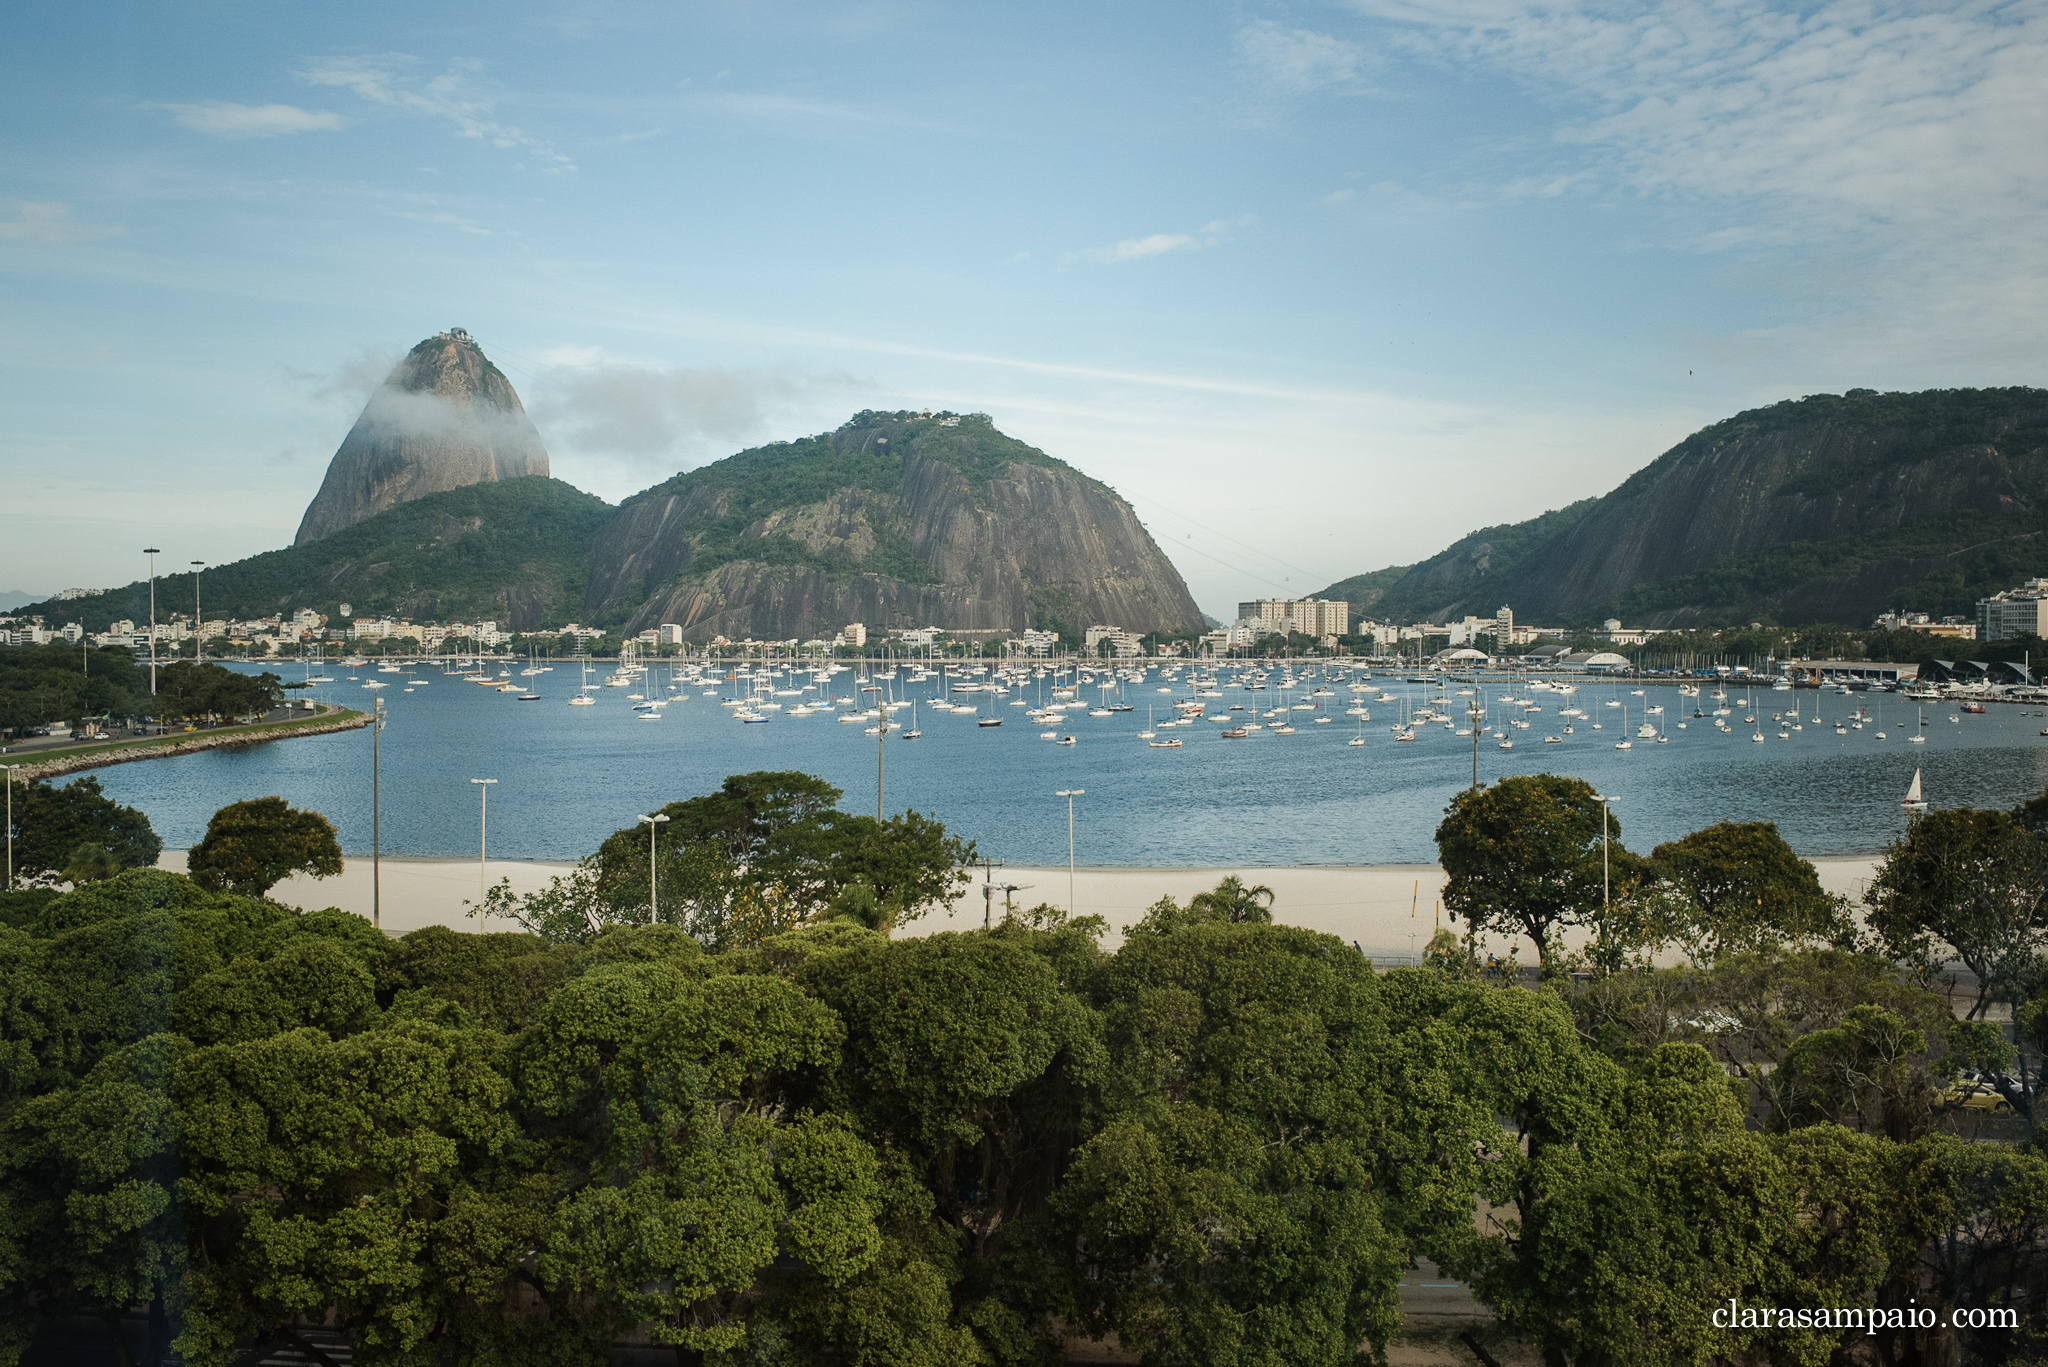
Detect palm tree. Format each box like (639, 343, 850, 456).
(1190, 874, 1275, 924)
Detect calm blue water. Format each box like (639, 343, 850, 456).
(80, 664, 2048, 866)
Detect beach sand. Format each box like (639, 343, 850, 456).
(156, 851, 1882, 959)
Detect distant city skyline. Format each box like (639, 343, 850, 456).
(5, 0, 2043, 622)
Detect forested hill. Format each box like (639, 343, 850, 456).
(1319, 387, 2048, 628)
(583, 409, 1206, 641)
(19, 477, 612, 634)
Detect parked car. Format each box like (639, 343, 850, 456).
(1936, 1079, 2013, 1114)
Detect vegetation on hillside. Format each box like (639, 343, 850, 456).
(4, 772, 2048, 1364)
(606, 413, 1109, 619)
(1320, 387, 2048, 628)
(17, 477, 612, 634)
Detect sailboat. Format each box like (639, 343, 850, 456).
(1615, 702, 1632, 749)
(1903, 769, 1928, 812)
(1908, 706, 1926, 743)
(567, 660, 596, 705)
(1139, 705, 1156, 741)
(902, 699, 921, 740)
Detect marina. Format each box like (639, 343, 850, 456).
(82, 656, 2048, 867)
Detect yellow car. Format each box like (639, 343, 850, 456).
(1936, 1080, 2014, 1114)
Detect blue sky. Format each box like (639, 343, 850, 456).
(4, 0, 2044, 620)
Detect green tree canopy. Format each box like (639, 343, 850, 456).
(186, 796, 344, 898)
(5, 775, 162, 887)
(478, 771, 973, 948)
(1650, 820, 1850, 962)
(1865, 808, 2048, 1017)
(1434, 773, 1633, 970)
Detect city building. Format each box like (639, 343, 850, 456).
(1977, 580, 2048, 640)
(1084, 624, 1142, 657)
(838, 622, 867, 648)
(1873, 610, 1977, 640)
(1236, 597, 1349, 639)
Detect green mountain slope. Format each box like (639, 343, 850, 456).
(1318, 387, 2048, 628)
(584, 410, 1206, 641)
(22, 477, 612, 634)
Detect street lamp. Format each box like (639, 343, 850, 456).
(470, 778, 497, 903)
(143, 547, 161, 697)
(370, 697, 386, 929)
(2, 763, 21, 890)
(1055, 788, 1084, 915)
(191, 561, 206, 661)
(1592, 792, 1617, 920)
(639, 812, 671, 919)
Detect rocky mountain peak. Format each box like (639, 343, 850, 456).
(293, 329, 551, 545)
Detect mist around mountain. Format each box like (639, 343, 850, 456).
(0, 591, 46, 612)
(17, 409, 1203, 645)
(294, 330, 551, 546)
(1319, 387, 2048, 629)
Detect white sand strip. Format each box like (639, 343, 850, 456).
(157, 852, 1882, 960)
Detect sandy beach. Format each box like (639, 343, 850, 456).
(155, 851, 1882, 959)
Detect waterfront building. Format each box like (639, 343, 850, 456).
(1236, 597, 1349, 638)
(1977, 579, 2048, 641)
(1084, 624, 1142, 656)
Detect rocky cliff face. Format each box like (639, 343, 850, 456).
(1334, 388, 2048, 627)
(586, 412, 1205, 641)
(295, 330, 551, 545)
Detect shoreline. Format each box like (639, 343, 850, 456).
(6, 704, 368, 781)
(155, 852, 1883, 957)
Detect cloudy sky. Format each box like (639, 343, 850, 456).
(3, 0, 2043, 619)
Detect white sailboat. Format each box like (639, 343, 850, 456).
(1903, 768, 1928, 812)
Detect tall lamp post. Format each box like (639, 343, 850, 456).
(191, 561, 206, 661)
(2, 763, 21, 890)
(370, 696, 386, 929)
(639, 812, 671, 919)
(143, 547, 161, 697)
(1055, 788, 1084, 915)
(470, 778, 497, 904)
(1592, 792, 1617, 956)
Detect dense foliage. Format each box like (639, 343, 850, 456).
(186, 797, 344, 897)
(16, 477, 612, 635)
(2, 775, 162, 885)
(0, 644, 146, 736)
(151, 661, 285, 723)
(7, 774, 2048, 1366)
(475, 771, 976, 948)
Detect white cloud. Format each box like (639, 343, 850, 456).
(1235, 20, 1378, 95)
(0, 202, 120, 244)
(1064, 216, 1256, 266)
(150, 101, 347, 137)
(298, 55, 576, 172)
(1344, 0, 2048, 369)
(526, 356, 858, 475)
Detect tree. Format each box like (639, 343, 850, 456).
(1188, 874, 1274, 923)
(153, 661, 283, 723)
(1865, 807, 2048, 1018)
(1650, 820, 1850, 962)
(476, 771, 973, 948)
(5, 775, 162, 884)
(186, 796, 344, 898)
(1057, 923, 1411, 1366)
(1434, 774, 1628, 971)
